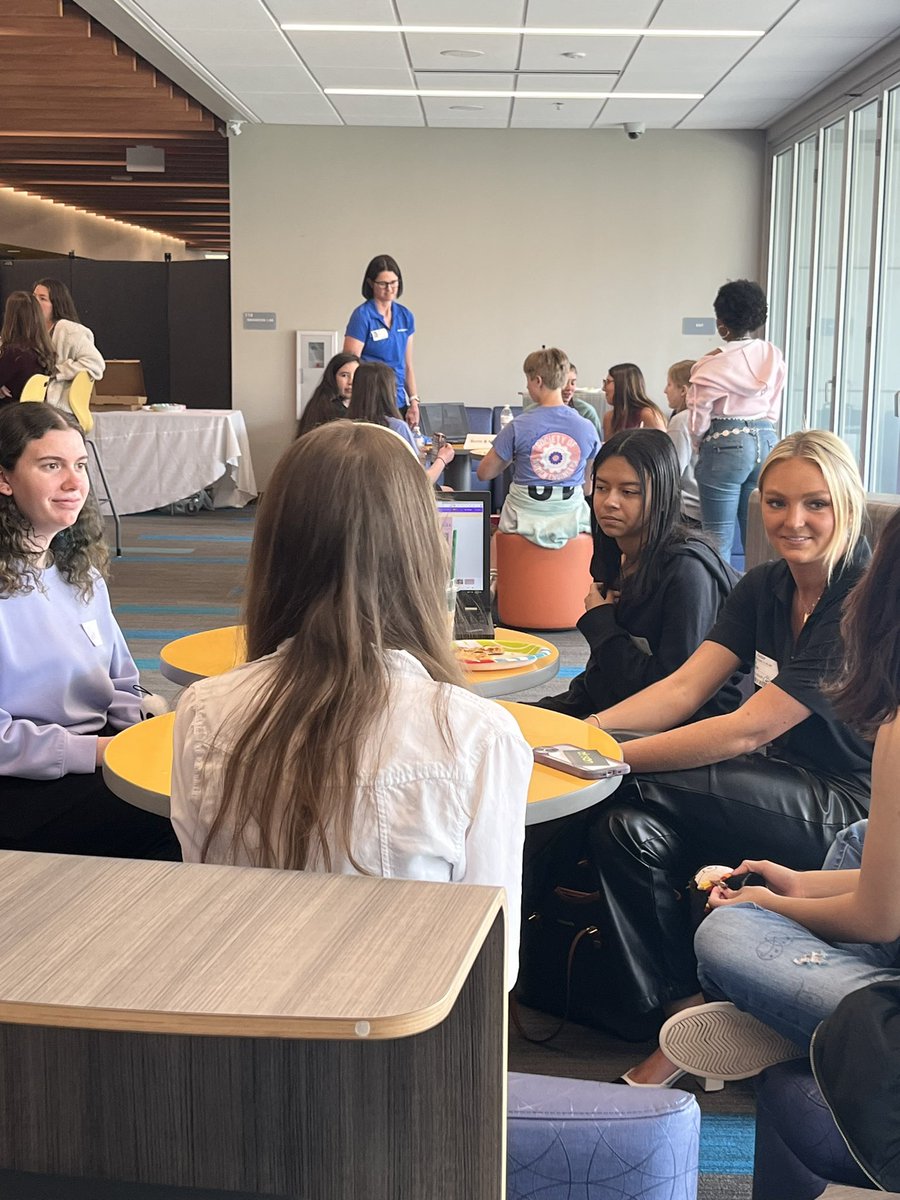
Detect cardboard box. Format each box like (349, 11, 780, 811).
(90, 360, 147, 410)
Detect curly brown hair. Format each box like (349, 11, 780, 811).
(0, 403, 108, 600)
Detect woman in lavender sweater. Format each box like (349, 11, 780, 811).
(0, 403, 179, 859)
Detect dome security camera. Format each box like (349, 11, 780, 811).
(624, 122, 646, 140)
(227, 119, 245, 137)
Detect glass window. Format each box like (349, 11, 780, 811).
(767, 150, 794, 361)
(809, 120, 846, 432)
(837, 100, 880, 462)
(783, 137, 817, 434)
(870, 86, 900, 493)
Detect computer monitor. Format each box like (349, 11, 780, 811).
(420, 403, 469, 444)
(435, 491, 493, 638)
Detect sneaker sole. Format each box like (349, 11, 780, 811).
(659, 1002, 803, 1081)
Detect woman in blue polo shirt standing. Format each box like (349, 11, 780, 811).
(344, 254, 419, 429)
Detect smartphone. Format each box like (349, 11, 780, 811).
(723, 871, 766, 891)
(533, 744, 631, 780)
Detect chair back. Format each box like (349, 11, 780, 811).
(19, 374, 50, 404)
(68, 371, 95, 433)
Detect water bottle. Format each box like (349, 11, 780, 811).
(412, 424, 426, 457)
(500, 404, 513, 429)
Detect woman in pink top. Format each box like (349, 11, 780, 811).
(688, 280, 785, 558)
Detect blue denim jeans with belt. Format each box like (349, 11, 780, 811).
(694, 417, 777, 558)
(694, 821, 900, 1047)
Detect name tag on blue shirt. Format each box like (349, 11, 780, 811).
(370, 328, 388, 341)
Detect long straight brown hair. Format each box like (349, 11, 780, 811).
(202, 420, 465, 869)
(1, 292, 56, 374)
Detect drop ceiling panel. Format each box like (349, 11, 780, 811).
(778, 0, 900, 39)
(516, 72, 619, 95)
(208, 63, 321, 95)
(615, 36, 749, 93)
(134, 0, 276, 33)
(598, 97, 698, 127)
(525, 0, 657, 26)
(240, 93, 341, 124)
(413, 72, 516, 92)
(396, 0, 525, 24)
(406, 33, 520, 71)
(510, 98, 602, 128)
(317, 66, 416, 90)
(172, 29, 299, 69)
(650, 0, 789, 31)
(329, 95, 423, 124)
(519, 35, 634, 72)
(284, 30, 408, 70)
(422, 97, 511, 127)
(268, 0, 397, 22)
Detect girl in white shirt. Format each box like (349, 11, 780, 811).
(171, 421, 532, 986)
(32, 278, 105, 413)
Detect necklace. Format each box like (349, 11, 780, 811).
(799, 589, 824, 625)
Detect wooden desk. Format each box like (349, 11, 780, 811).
(104, 706, 623, 825)
(160, 625, 560, 699)
(0, 851, 507, 1198)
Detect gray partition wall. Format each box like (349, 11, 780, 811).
(0, 258, 231, 409)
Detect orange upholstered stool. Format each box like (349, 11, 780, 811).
(494, 531, 593, 631)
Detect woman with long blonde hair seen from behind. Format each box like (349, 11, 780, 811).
(171, 421, 532, 986)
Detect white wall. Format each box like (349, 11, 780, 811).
(0, 186, 197, 261)
(230, 126, 766, 485)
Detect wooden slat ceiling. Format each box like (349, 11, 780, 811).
(0, 0, 229, 251)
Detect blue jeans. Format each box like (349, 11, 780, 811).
(695, 821, 900, 1047)
(695, 419, 777, 557)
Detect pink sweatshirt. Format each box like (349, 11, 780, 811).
(687, 339, 786, 440)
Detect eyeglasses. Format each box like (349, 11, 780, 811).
(602, 377, 614, 386)
(372, 279, 399, 290)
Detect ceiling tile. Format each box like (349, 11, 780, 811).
(413, 72, 516, 91)
(268, 0, 396, 22)
(136, 0, 276, 32)
(421, 95, 511, 127)
(650, 0, 789, 31)
(239, 93, 342, 124)
(778, 0, 900, 39)
(317, 67, 416, 90)
(598, 97, 697, 127)
(396, 0, 524, 24)
(519, 34, 634, 72)
(210, 63, 321, 95)
(329, 95, 423, 124)
(172, 29, 299, 68)
(525, 0, 656, 25)
(406, 33, 520, 72)
(284, 30, 408, 70)
(615, 35, 748, 93)
(510, 97, 602, 128)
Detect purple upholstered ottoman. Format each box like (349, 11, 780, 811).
(507, 1072, 700, 1200)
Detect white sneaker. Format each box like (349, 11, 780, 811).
(659, 1001, 803, 1081)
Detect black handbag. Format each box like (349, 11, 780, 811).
(515, 852, 663, 1043)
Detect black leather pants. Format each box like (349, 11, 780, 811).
(586, 754, 870, 1014)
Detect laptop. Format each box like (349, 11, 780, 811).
(420, 403, 470, 447)
(435, 491, 494, 639)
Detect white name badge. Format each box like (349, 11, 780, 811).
(370, 327, 388, 342)
(754, 651, 778, 688)
(82, 619, 103, 647)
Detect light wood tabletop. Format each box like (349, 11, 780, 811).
(104, 705, 623, 825)
(159, 624, 559, 698)
(0, 850, 505, 1041)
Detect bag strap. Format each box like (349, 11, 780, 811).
(510, 922, 598, 1045)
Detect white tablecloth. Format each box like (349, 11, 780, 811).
(90, 409, 258, 515)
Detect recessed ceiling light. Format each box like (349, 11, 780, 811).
(283, 24, 764, 38)
(561, 51, 587, 59)
(440, 48, 484, 58)
(449, 103, 485, 110)
(326, 88, 703, 100)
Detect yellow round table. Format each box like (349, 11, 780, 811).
(103, 706, 623, 825)
(160, 625, 560, 699)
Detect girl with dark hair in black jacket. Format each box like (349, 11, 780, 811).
(537, 428, 740, 719)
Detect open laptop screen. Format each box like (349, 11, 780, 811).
(420, 403, 469, 443)
(435, 491, 493, 637)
